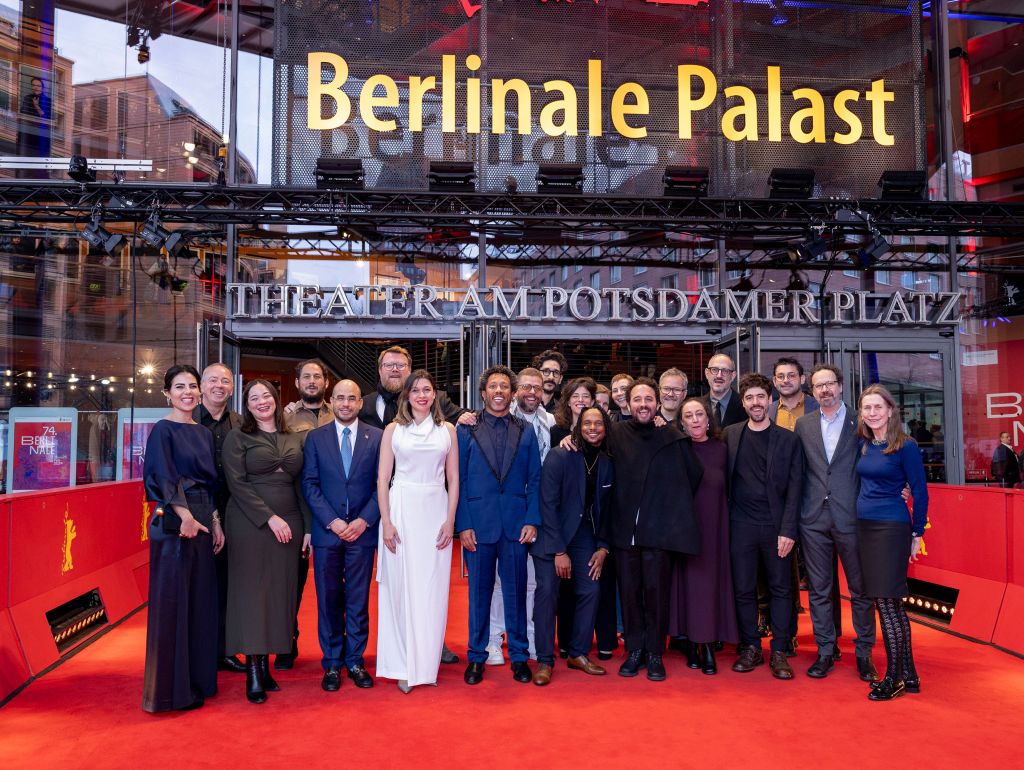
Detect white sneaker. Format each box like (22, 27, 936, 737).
(485, 644, 505, 666)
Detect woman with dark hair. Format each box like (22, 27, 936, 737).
(222, 379, 311, 704)
(532, 406, 614, 686)
(376, 370, 459, 693)
(669, 397, 737, 675)
(550, 377, 597, 446)
(856, 384, 929, 701)
(142, 364, 224, 712)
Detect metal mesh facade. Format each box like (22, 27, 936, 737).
(273, 0, 924, 197)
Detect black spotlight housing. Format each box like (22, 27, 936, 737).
(315, 158, 365, 190)
(81, 214, 124, 255)
(768, 167, 815, 199)
(878, 170, 928, 201)
(140, 213, 185, 258)
(795, 234, 829, 261)
(853, 234, 889, 269)
(662, 166, 709, 198)
(68, 155, 96, 184)
(428, 161, 477, 192)
(536, 163, 584, 194)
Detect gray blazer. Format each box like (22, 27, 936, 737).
(794, 406, 860, 534)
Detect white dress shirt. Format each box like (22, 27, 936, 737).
(819, 402, 847, 465)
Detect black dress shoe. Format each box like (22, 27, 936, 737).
(177, 694, 205, 711)
(441, 644, 460, 664)
(786, 638, 798, 658)
(347, 665, 374, 688)
(732, 646, 764, 673)
(218, 655, 246, 673)
(246, 656, 267, 704)
(867, 676, 905, 701)
(769, 651, 794, 680)
(857, 656, 880, 682)
(618, 649, 644, 678)
(597, 651, 614, 661)
(464, 662, 485, 685)
(686, 642, 702, 670)
(321, 667, 342, 692)
(807, 655, 835, 679)
(700, 643, 717, 675)
(646, 654, 666, 681)
(904, 677, 921, 694)
(558, 648, 569, 659)
(833, 647, 843, 661)
(257, 655, 280, 692)
(511, 661, 532, 683)
(275, 640, 298, 670)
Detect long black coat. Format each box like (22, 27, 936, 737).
(600, 421, 704, 555)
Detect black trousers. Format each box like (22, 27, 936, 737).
(556, 551, 619, 655)
(289, 550, 310, 648)
(732, 521, 793, 654)
(534, 528, 601, 665)
(615, 546, 672, 656)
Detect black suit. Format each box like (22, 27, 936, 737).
(532, 448, 613, 664)
(991, 443, 1021, 487)
(724, 421, 803, 653)
(710, 389, 746, 430)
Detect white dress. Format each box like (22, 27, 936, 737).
(376, 417, 453, 686)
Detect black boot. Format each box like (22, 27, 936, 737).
(257, 654, 280, 692)
(701, 642, 717, 675)
(246, 655, 267, 704)
(686, 642, 702, 670)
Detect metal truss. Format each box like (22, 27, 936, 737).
(3, 181, 1024, 239)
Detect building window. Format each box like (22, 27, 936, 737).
(561, 265, 569, 281)
(573, 279, 583, 290)
(843, 269, 859, 278)
(697, 268, 716, 288)
(876, 270, 891, 286)
(660, 273, 678, 289)
(901, 272, 915, 290)
(924, 273, 941, 292)
(634, 265, 648, 275)
(590, 270, 600, 289)
(610, 266, 622, 284)
(575, 264, 583, 273)
(727, 269, 750, 280)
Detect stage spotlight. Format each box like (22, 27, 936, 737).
(768, 168, 815, 199)
(786, 270, 808, 291)
(504, 175, 518, 194)
(853, 233, 888, 269)
(81, 213, 124, 256)
(878, 170, 928, 201)
(794, 233, 828, 262)
(169, 277, 189, 295)
(140, 212, 185, 258)
(536, 164, 584, 194)
(662, 166, 709, 198)
(428, 161, 476, 192)
(315, 158, 365, 190)
(138, 43, 150, 64)
(68, 155, 96, 184)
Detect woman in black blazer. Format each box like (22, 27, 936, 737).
(531, 406, 614, 686)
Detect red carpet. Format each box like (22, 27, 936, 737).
(1, 553, 1021, 769)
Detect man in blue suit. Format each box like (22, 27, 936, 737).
(302, 379, 382, 693)
(457, 365, 542, 685)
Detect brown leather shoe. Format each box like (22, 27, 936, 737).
(533, 664, 553, 686)
(567, 655, 607, 676)
(732, 645, 764, 673)
(770, 651, 795, 680)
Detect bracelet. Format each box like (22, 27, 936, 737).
(212, 514, 221, 526)
(555, 552, 567, 557)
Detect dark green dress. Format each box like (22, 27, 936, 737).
(222, 429, 311, 654)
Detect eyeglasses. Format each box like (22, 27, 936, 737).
(774, 373, 801, 381)
(812, 380, 839, 390)
(706, 366, 735, 376)
(660, 387, 685, 395)
(381, 362, 409, 371)
(539, 368, 562, 377)
(519, 384, 543, 392)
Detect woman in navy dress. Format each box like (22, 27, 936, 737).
(142, 364, 224, 712)
(856, 384, 929, 702)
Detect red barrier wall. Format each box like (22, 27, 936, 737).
(0, 481, 149, 701)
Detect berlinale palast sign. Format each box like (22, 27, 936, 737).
(228, 284, 962, 327)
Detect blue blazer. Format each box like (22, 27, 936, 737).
(455, 414, 542, 544)
(532, 447, 613, 559)
(301, 420, 382, 549)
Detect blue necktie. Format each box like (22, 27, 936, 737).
(341, 427, 352, 476)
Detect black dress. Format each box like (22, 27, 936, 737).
(142, 420, 219, 713)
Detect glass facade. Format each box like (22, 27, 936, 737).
(0, 0, 1022, 491)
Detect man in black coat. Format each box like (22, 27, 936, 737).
(599, 377, 703, 682)
(991, 432, 1021, 488)
(724, 372, 803, 681)
(705, 353, 746, 429)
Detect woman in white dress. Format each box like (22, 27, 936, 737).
(376, 369, 459, 693)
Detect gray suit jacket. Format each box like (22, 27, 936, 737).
(794, 406, 859, 534)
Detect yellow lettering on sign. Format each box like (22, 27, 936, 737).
(866, 78, 895, 146)
(611, 82, 648, 139)
(307, 52, 351, 130)
(767, 65, 782, 141)
(790, 87, 826, 144)
(408, 76, 436, 132)
(587, 59, 603, 137)
(722, 85, 758, 142)
(677, 65, 716, 139)
(540, 80, 579, 137)
(833, 89, 863, 144)
(359, 74, 399, 132)
(492, 79, 532, 135)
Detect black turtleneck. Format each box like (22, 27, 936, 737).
(583, 442, 601, 531)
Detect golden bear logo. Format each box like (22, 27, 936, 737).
(141, 497, 152, 543)
(61, 506, 77, 574)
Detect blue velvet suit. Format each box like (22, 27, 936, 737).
(456, 413, 542, 664)
(302, 420, 382, 670)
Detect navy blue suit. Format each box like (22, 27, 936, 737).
(456, 413, 541, 664)
(532, 447, 613, 665)
(302, 420, 382, 670)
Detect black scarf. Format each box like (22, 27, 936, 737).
(378, 383, 401, 426)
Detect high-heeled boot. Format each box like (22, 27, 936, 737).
(257, 654, 280, 692)
(246, 655, 267, 704)
(685, 641, 701, 670)
(700, 642, 717, 675)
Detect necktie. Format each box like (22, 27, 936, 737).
(715, 400, 724, 427)
(341, 427, 352, 476)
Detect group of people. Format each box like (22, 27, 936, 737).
(141, 346, 929, 712)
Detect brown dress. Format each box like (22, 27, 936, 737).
(222, 429, 311, 654)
